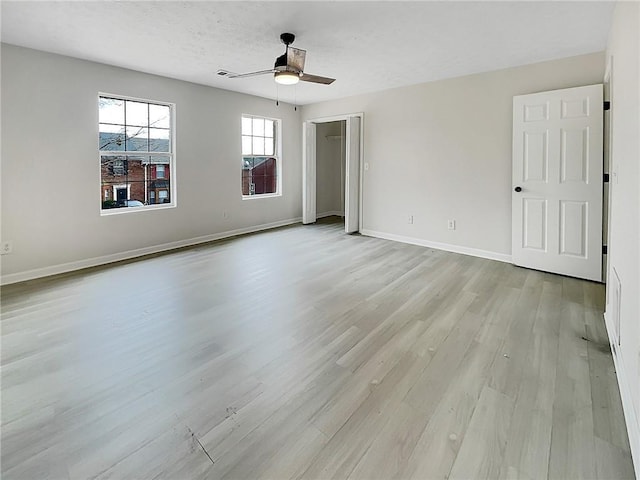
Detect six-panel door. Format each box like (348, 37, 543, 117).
(512, 84, 603, 282)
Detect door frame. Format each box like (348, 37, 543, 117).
(302, 113, 364, 232)
(113, 184, 131, 202)
(603, 56, 616, 321)
(603, 57, 613, 283)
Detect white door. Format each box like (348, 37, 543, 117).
(345, 116, 361, 233)
(302, 121, 316, 224)
(512, 84, 603, 281)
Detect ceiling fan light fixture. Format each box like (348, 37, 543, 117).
(274, 71, 300, 85)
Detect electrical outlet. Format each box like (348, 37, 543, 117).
(408, 215, 414, 225)
(1, 241, 13, 255)
(447, 220, 456, 230)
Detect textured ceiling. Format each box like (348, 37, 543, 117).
(1, 1, 613, 105)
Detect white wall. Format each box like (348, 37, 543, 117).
(302, 53, 605, 260)
(315, 121, 344, 216)
(604, 1, 640, 470)
(0, 45, 302, 282)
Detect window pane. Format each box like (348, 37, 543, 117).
(265, 174, 277, 194)
(99, 123, 125, 150)
(243, 157, 255, 169)
(149, 128, 170, 152)
(101, 154, 122, 168)
(251, 175, 265, 195)
(264, 119, 274, 138)
(242, 136, 252, 155)
(126, 126, 149, 151)
(126, 100, 148, 127)
(242, 117, 252, 136)
(261, 158, 277, 194)
(150, 155, 170, 163)
(99, 97, 124, 125)
(242, 169, 251, 195)
(252, 117, 264, 137)
(149, 104, 170, 129)
(252, 136, 264, 155)
(101, 155, 127, 177)
(265, 137, 274, 156)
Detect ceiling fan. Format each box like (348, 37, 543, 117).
(218, 33, 335, 86)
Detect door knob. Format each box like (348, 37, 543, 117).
(514, 186, 522, 192)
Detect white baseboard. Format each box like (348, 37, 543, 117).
(317, 211, 344, 219)
(360, 229, 512, 264)
(604, 310, 640, 478)
(1, 217, 302, 285)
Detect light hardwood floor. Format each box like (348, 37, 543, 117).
(1, 218, 634, 479)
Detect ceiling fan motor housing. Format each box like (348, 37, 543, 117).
(280, 33, 295, 46)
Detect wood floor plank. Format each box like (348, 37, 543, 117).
(547, 278, 598, 480)
(0, 217, 633, 480)
(299, 351, 427, 479)
(499, 280, 562, 480)
(584, 302, 632, 453)
(487, 269, 545, 399)
(396, 287, 522, 480)
(395, 340, 498, 480)
(92, 424, 214, 480)
(448, 385, 515, 480)
(404, 305, 484, 413)
(346, 401, 419, 480)
(311, 318, 425, 439)
(593, 436, 636, 480)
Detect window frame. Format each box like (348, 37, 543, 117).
(241, 114, 282, 200)
(98, 92, 176, 215)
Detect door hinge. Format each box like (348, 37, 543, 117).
(604, 173, 610, 183)
(603, 245, 608, 255)
(604, 101, 611, 111)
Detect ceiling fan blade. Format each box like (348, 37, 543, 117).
(226, 69, 276, 79)
(300, 73, 335, 85)
(287, 47, 306, 72)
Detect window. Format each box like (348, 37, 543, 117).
(99, 95, 174, 211)
(241, 115, 279, 197)
(112, 158, 127, 176)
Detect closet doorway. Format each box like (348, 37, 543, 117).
(303, 113, 363, 233)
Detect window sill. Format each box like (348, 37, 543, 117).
(100, 203, 176, 216)
(242, 193, 281, 200)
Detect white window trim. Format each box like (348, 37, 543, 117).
(242, 192, 281, 201)
(241, 114, 282, 200)
(99, 92, 177, 216)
